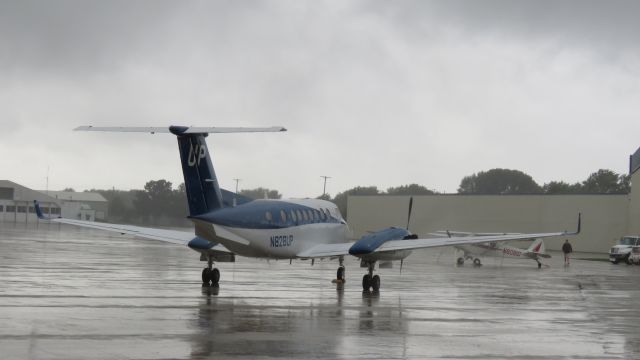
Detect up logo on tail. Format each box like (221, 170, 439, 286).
(188, 143, 207, 166)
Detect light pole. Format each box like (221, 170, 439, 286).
(233, 178, 241, 193)
(320, 176, 331, 198)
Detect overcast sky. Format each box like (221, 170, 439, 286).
(1, 0, 639, 198)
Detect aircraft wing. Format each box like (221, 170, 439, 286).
(297, 214, 579, 258)
(33, 201, 230, 252)
(297, 243, 354, 258)
(375, 231, 574, 253)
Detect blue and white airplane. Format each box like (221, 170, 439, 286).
(35, 125, 580, 291)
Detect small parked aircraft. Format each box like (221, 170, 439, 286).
(35, 125, 580, 291)
(432, 231, 551, 268)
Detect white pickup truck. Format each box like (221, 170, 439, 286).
(609, 236, 640, 264)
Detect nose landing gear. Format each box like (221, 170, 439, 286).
(336, 256, 346, 283)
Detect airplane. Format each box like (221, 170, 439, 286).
(431, 231, 551, 268)
(34, 125, 581, 292)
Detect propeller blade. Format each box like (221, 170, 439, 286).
(406, 197, 413, 230)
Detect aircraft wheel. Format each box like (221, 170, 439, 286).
(456, 257, 465, 266)
(473, 258, 482, 266)
(337, 266, 346, 282)
(202, 268, 211, 284)
(371, 275, 380, 292)
(362, 274, 371, 291)
(625, 256, 632, 265)
(211, 268, 220, 285)
(538, 262, 542, 269)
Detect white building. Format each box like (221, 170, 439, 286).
(0, 180, 107, 223)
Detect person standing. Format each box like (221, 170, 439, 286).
(562, 239, 573, 265)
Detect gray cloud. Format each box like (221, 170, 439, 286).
(1, 1, 639, 196)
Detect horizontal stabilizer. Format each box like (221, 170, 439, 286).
(74, 126, 287, 134)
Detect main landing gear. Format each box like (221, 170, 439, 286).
(202, 257, 220, 286)
(362, 261, 380, 292)
(456, 255, 482, 266)
(536, 259, 542, 269)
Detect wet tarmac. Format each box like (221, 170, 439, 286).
(1, 223, 640, 359)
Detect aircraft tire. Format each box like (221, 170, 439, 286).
(473, 258, 481, 266)
(202, 268, 211, 284)
(538, 262, 542, 269)
(337, 266, 345, 281)
(456, 257, 465, 266)
(212, 268, 220, 285)
(362, 274, 371, 291)
(371, 275, 380, 292)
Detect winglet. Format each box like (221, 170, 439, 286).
(564, 212, 581, 235)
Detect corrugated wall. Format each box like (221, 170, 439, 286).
(347, 194, 630, 253)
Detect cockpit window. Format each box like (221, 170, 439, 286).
(290, 210, 297, 223)
(302, 210, 309, 222)
(313, 210, 319, 221)
(280, 210, 287, 223)
(297, 210, 304, 223)
(265, 211, 272, 222)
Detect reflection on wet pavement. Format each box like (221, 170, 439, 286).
(1, 223, 640, 359)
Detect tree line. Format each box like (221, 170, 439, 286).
(85, 168, 629, 224)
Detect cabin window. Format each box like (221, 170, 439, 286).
(302, 210, 308, 222)
(280, 210, 287, 222)
(265, 211, 272, 222)
(296, 210, 303, 222)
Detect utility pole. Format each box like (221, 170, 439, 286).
(320, 176, 331, 198)
(233, 178, 241, 193)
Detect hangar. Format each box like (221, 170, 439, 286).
(0, 180, 107, 223)
(347, 148, 640, 253)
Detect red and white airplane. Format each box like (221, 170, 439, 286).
(432, 231, 551, 268)
(35, 125, 579, 291)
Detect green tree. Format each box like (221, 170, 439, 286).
(332, 186, 380, 220)
(240, 187, 282, 200)
(542, 181, 582, 194)
(458, 169, 542, 194)
(582, 169, 630, 194)
(386, 184, 435, 195)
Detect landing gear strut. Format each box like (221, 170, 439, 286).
(362, 261, 380, 292)
(536, 260, 542, 269)
(202, 257, 220, 286)
(336, 256, 346, 283)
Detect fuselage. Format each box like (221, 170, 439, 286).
(456, 242, 535, 260)
(192, 198, 350, 259)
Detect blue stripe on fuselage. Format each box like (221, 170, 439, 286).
(190, 200, 341, 229)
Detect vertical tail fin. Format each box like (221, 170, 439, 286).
(74, 124, 287, 216)
(527, 238, 545, 254)
(171, 127, 223, 216)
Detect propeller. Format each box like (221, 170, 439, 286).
(400, 196, 414, 274)
(406, 197, 413, 230)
